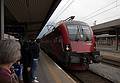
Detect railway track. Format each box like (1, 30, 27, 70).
(102, 58, 120, 68)
(68, 70, 112, 83)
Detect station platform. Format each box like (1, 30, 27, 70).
(89, 48, 120, 83)
(36, 50, 76, 83)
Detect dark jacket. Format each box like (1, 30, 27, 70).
(21, 41, 32, 67)
(30, 42, 40, 59)
(0, 67, 19, 83)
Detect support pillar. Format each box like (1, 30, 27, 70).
(0, 0, 4, 40)
(115, 29, 119, 51)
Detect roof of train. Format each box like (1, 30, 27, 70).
(55, 20, 89, 28)
(65, 20, 89, 26)
(56, 20, 88, 26)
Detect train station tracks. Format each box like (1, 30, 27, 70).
(66, 54, 120, 83)
(56, 50, 120, 83)
(102, 58, 120, 68)
(67, 70, 112, 83)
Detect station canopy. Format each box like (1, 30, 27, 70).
(4, 0, 61, 40)
(92, 19, 120, 35)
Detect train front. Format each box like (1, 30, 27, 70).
(64, 21, 101, 70)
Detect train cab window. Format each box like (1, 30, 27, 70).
(67, 24, 78, 40)
(81, 25, 92, 41)
(67, 24, 92, 41)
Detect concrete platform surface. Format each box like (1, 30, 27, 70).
(89, 63, 120, 83)
(36, 50, 76, 83)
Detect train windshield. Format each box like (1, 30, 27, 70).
(67, 24, 92, 41)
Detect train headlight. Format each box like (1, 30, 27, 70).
(65, 44, 70, 51)
(66, 46, 69, 50)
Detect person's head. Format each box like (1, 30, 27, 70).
(0, 39, 21, 65)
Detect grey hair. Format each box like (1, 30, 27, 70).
(0, 39, 21, 64)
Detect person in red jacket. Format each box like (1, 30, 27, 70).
(0, 39, 21, 83)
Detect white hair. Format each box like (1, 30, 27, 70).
(0, 39, 21, 64)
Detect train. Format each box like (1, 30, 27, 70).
(39, 16, 101, 70)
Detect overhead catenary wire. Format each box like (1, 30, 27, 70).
(52, 0, 70, 20)
(53, 0, 74, 22)
(41, 0, 120, 37)
(83, 2, 120, 21)
(40, 0, 72, 37)
(96, 13, 120, 22)
(47, 0, 73, 26)
(41, 0, 74, 37)
(81, 0, 119, 20)
(45, 0, 74, 34)
(81, 0, 119, 21)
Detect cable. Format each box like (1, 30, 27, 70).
(82, 0, 119, 20)
(83, 3, 120, 21)
(53, 0, 74, 22)
(39, 0, 76, 38)
(41, 0, 119, 37)
(98, 14, 120, 22)
(43, 0, 74, 35)
(52, 0, 70, 20)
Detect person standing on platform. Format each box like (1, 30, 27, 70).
(21, 41, 32, 83)
(30, 40, 40, 83)
(0, 39, 21, 83)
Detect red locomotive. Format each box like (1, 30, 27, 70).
(40, 16, 101, 70)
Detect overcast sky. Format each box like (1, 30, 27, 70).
(38, 0, 120, 38)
